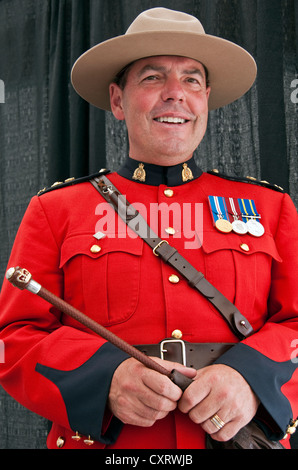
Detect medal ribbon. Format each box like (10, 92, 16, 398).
(238, 199, 261, 223)
(208, 196, 230, 224)
(225, 197, 243, 221)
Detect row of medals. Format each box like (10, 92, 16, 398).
(215, 217, 265, 237)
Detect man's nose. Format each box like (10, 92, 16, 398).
(161, 77, 185, 102)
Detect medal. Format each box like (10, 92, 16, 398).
(225, 197, 248, 235)
(215, 218, 233, 233)
(246, 219, 265, 237)
(208, 196, 233, 233)
(231, 219, 248, 235)
(238, 198, 265, 237)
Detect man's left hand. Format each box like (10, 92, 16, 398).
(178, 364, 260, 441)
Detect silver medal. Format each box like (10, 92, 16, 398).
(232, 219, 248, 235)
(246, 219, 265, 237)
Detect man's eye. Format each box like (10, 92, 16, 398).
(143, 75, 159, 81)
(186, 77, 200, 84)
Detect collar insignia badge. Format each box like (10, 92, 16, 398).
(182, 163, 194, 182)
(132, 163, 146, 182)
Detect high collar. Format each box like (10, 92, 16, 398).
(117, 156, 203, 187)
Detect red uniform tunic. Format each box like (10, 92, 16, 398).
(0, 158, 298, 448)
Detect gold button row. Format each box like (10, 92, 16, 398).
(56, 433, 95, 448)
(92, 241, 249, 255)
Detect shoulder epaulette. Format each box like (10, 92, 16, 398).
(37, 169, 111, 196)
(207, 169, 285, 193)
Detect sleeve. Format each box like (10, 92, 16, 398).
(0, 196, 129, 444)
(215, 193, 298, 442)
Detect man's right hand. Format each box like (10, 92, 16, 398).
(108, 357, 196, 427)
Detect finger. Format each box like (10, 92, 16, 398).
(200, 409, 230, 433)
(138, 376, 180, 413)
(178, 376, 211, 414)
(125, 399, 173, 426)
(110, 378, 173, 427)
(202, 415, 243, 442)
(143, 357, 196, 400)
(142, 367, 182, 403)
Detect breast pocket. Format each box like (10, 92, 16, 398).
(201, 231, 282, 327)
(60, 233, 143, 326)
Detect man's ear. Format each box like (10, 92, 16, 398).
(206, 86, 211, 102)
(109, 83, 125, 120)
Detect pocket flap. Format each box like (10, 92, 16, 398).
(60, 232, 143, 268)
(202, 231, 282, 262)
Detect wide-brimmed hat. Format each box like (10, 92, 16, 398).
(71, 7, 257, 111)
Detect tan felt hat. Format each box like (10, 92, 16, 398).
(71, 7, 257, 111)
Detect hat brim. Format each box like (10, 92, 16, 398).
(71, 31, 257, 111)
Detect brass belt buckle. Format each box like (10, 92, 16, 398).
(153, 240, 169, 256)
(160, 339, 186, 366)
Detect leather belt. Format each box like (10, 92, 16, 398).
(91, 176, 254, 340)
(135, 339, 234, 370)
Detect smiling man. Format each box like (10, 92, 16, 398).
(0, 8, 298, 450)
(109, 56, 211, 165)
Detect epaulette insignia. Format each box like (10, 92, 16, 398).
(207, 169, 285, 193)
(37, 169, 110, 196)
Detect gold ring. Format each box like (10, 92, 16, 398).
(210, 413, 225, 430)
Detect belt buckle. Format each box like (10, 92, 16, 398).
(153, 240, 169, 257)
(160, 339, 186, 366)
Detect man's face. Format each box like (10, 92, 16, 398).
(109, 56, 211, 166)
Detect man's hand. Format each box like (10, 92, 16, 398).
(108, 357, 196, 427)
(178, 364, 260, 441)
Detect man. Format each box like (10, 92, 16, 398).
(0, 8, 298, 449)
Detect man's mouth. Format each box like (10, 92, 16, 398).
(154, 116, 188, 124)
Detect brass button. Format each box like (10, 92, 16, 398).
(246, 176, 257, 181)
(172, 329, 183, 339)
(169, 274, 180, 284)
(164, 188, 174, 198)
(84, 436, 95, 446)
(71, 431, 81, 441)
(284, 419, 298, 438)
(240, 243, 250, 252)
(90, 245, 102, 254)
(56, 436, 65, 448)
(165, 227, 176, 235)
(287, 426, 297, 435)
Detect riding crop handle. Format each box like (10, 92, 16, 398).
(6, 267, 193, 391)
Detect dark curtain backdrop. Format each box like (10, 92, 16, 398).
(0, 0, 297, 449)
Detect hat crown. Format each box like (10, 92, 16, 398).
(126, 7, 205, 35)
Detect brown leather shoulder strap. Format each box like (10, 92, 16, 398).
(90, 176, 254, 340)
